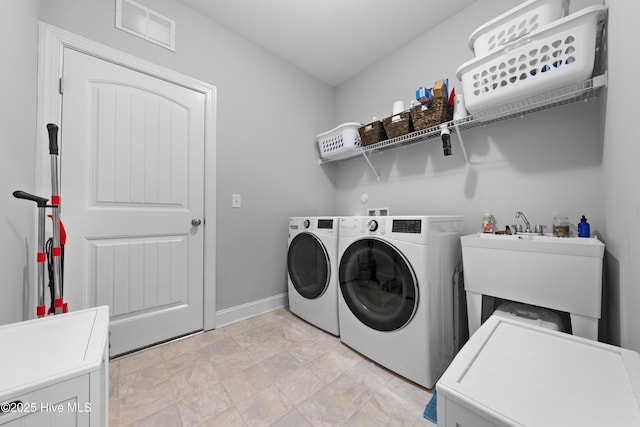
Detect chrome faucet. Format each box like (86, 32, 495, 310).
(515, 211, 532, 233)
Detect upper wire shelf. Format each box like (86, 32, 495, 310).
(318, 73, 607, 167)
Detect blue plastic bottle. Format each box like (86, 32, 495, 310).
(578, 215, 590, 238)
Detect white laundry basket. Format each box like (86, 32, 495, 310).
(492, 301, 564, 331)
(316, 122, 362, 160)
(457, 5, 607, 120)
(468, 0, 570, 57)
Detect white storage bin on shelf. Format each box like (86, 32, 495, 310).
(457, 5, 606, 121)
(469, 0, 569, 57)
(316, 122, 362, 160)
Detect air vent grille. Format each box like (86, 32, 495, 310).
(116, 0, 175, 51)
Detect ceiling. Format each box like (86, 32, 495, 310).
(176, 0, 479, 86)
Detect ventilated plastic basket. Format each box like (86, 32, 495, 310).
(316, 122, 362, 159)
(457, 6, 606, 120)
(469, 0, 570, 57)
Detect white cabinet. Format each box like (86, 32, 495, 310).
(0, 307, 109, 426)
(436, 315, 640, 427)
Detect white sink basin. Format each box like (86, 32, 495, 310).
(473, 233, 605, 257)
(461, 233, 605, 340)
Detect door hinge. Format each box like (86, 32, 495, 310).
(58, 77, 64, 94)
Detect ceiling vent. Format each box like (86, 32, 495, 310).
(115, 0, 175, 51)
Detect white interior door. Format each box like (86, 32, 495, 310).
(60, 47, 205, 356)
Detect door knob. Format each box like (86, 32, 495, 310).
(191, 218, 202, 227)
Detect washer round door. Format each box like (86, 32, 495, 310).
(288, 232, 331, 299)
(339, 238, 418, 331)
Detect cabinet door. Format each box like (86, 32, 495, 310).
(0, 376, 90, 426)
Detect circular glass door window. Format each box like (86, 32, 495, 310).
(287, 233, 330, 299)
(339, 238, 418, 331)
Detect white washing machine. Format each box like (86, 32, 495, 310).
(338, 215, 463, 388)
(287, 217, 340, 336)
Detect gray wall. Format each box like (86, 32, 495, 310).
(3, 0, 639, 354)
(602, 0, 640, 352)
(0, 0, 39, 323)
(333, 0, 640, 352)
(0, 0, 336, 325)
(334, 0, 604, 235)
(38, 0, 337, 312)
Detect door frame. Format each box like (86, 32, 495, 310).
(35, 22, 217, 330)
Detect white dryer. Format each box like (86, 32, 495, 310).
(287, 217, 340, 336)
(337, 215, 463, 388)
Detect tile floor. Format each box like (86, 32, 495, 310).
(108, 308, 436, 426)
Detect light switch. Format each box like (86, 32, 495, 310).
(232, 193, 241, 208)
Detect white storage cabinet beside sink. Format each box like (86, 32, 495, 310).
(461, 233, 605, 340)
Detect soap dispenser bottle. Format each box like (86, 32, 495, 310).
(578, 215, 590, 238)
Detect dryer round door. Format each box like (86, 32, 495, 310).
(339, 238, 418, 331)
(288, 232, 331, 299)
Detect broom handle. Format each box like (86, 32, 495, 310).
(47, 123, 64, 314)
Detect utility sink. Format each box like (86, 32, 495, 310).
(461, 233, 605, 340)
(475, 233, 605, 257)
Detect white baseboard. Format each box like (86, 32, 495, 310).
(215, 292, 289, 328)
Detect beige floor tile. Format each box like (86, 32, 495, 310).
(118, 379, 175, 425)
(198, 406, 247, 426)
(170, 361, 220, 399)
(209, 348, 257, 379)
(204, 335, 246, 359)
(258, 351, 304, 382)
(285, 335, 328, 365)
(369, 387, 429, 426)
(109, 308, 439, 427)
(269, 408, 313, 427)
(235, 384, 294, 426)
(275, 366, 326, 405)
(193, 328, 228, 348)
(162, 347, 209, 373)
(352, 359, 398, 385)
(322, 368, 377, 410)
(220, 312, 273, 336)
(344, 397, 396, 427)
(161, 335, 202, 361)
(414, 414, 437, 426)
(110, 357, 122, 378)
(311, 345, 362, 383)
(222, 364, 274, 404)
(176, 380, 234, 426)
(232, 326, 276, 349)
(108, 374, 120, 424)
(118, 362, 169, 398)
(122, 404, 182, 427)
(116, 347, 165, 376)
(385, 374, 432, 414)
(296, 387, 359, 425)
(243, 334, 289, 364)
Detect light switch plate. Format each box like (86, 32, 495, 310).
(232, 193, 241, 208)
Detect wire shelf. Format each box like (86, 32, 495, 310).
(319, 74, 606, 166)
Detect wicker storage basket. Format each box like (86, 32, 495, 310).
(382, 112, 413, 139)
(410, 98, 453, 131)
(358, 121, 387, 146)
